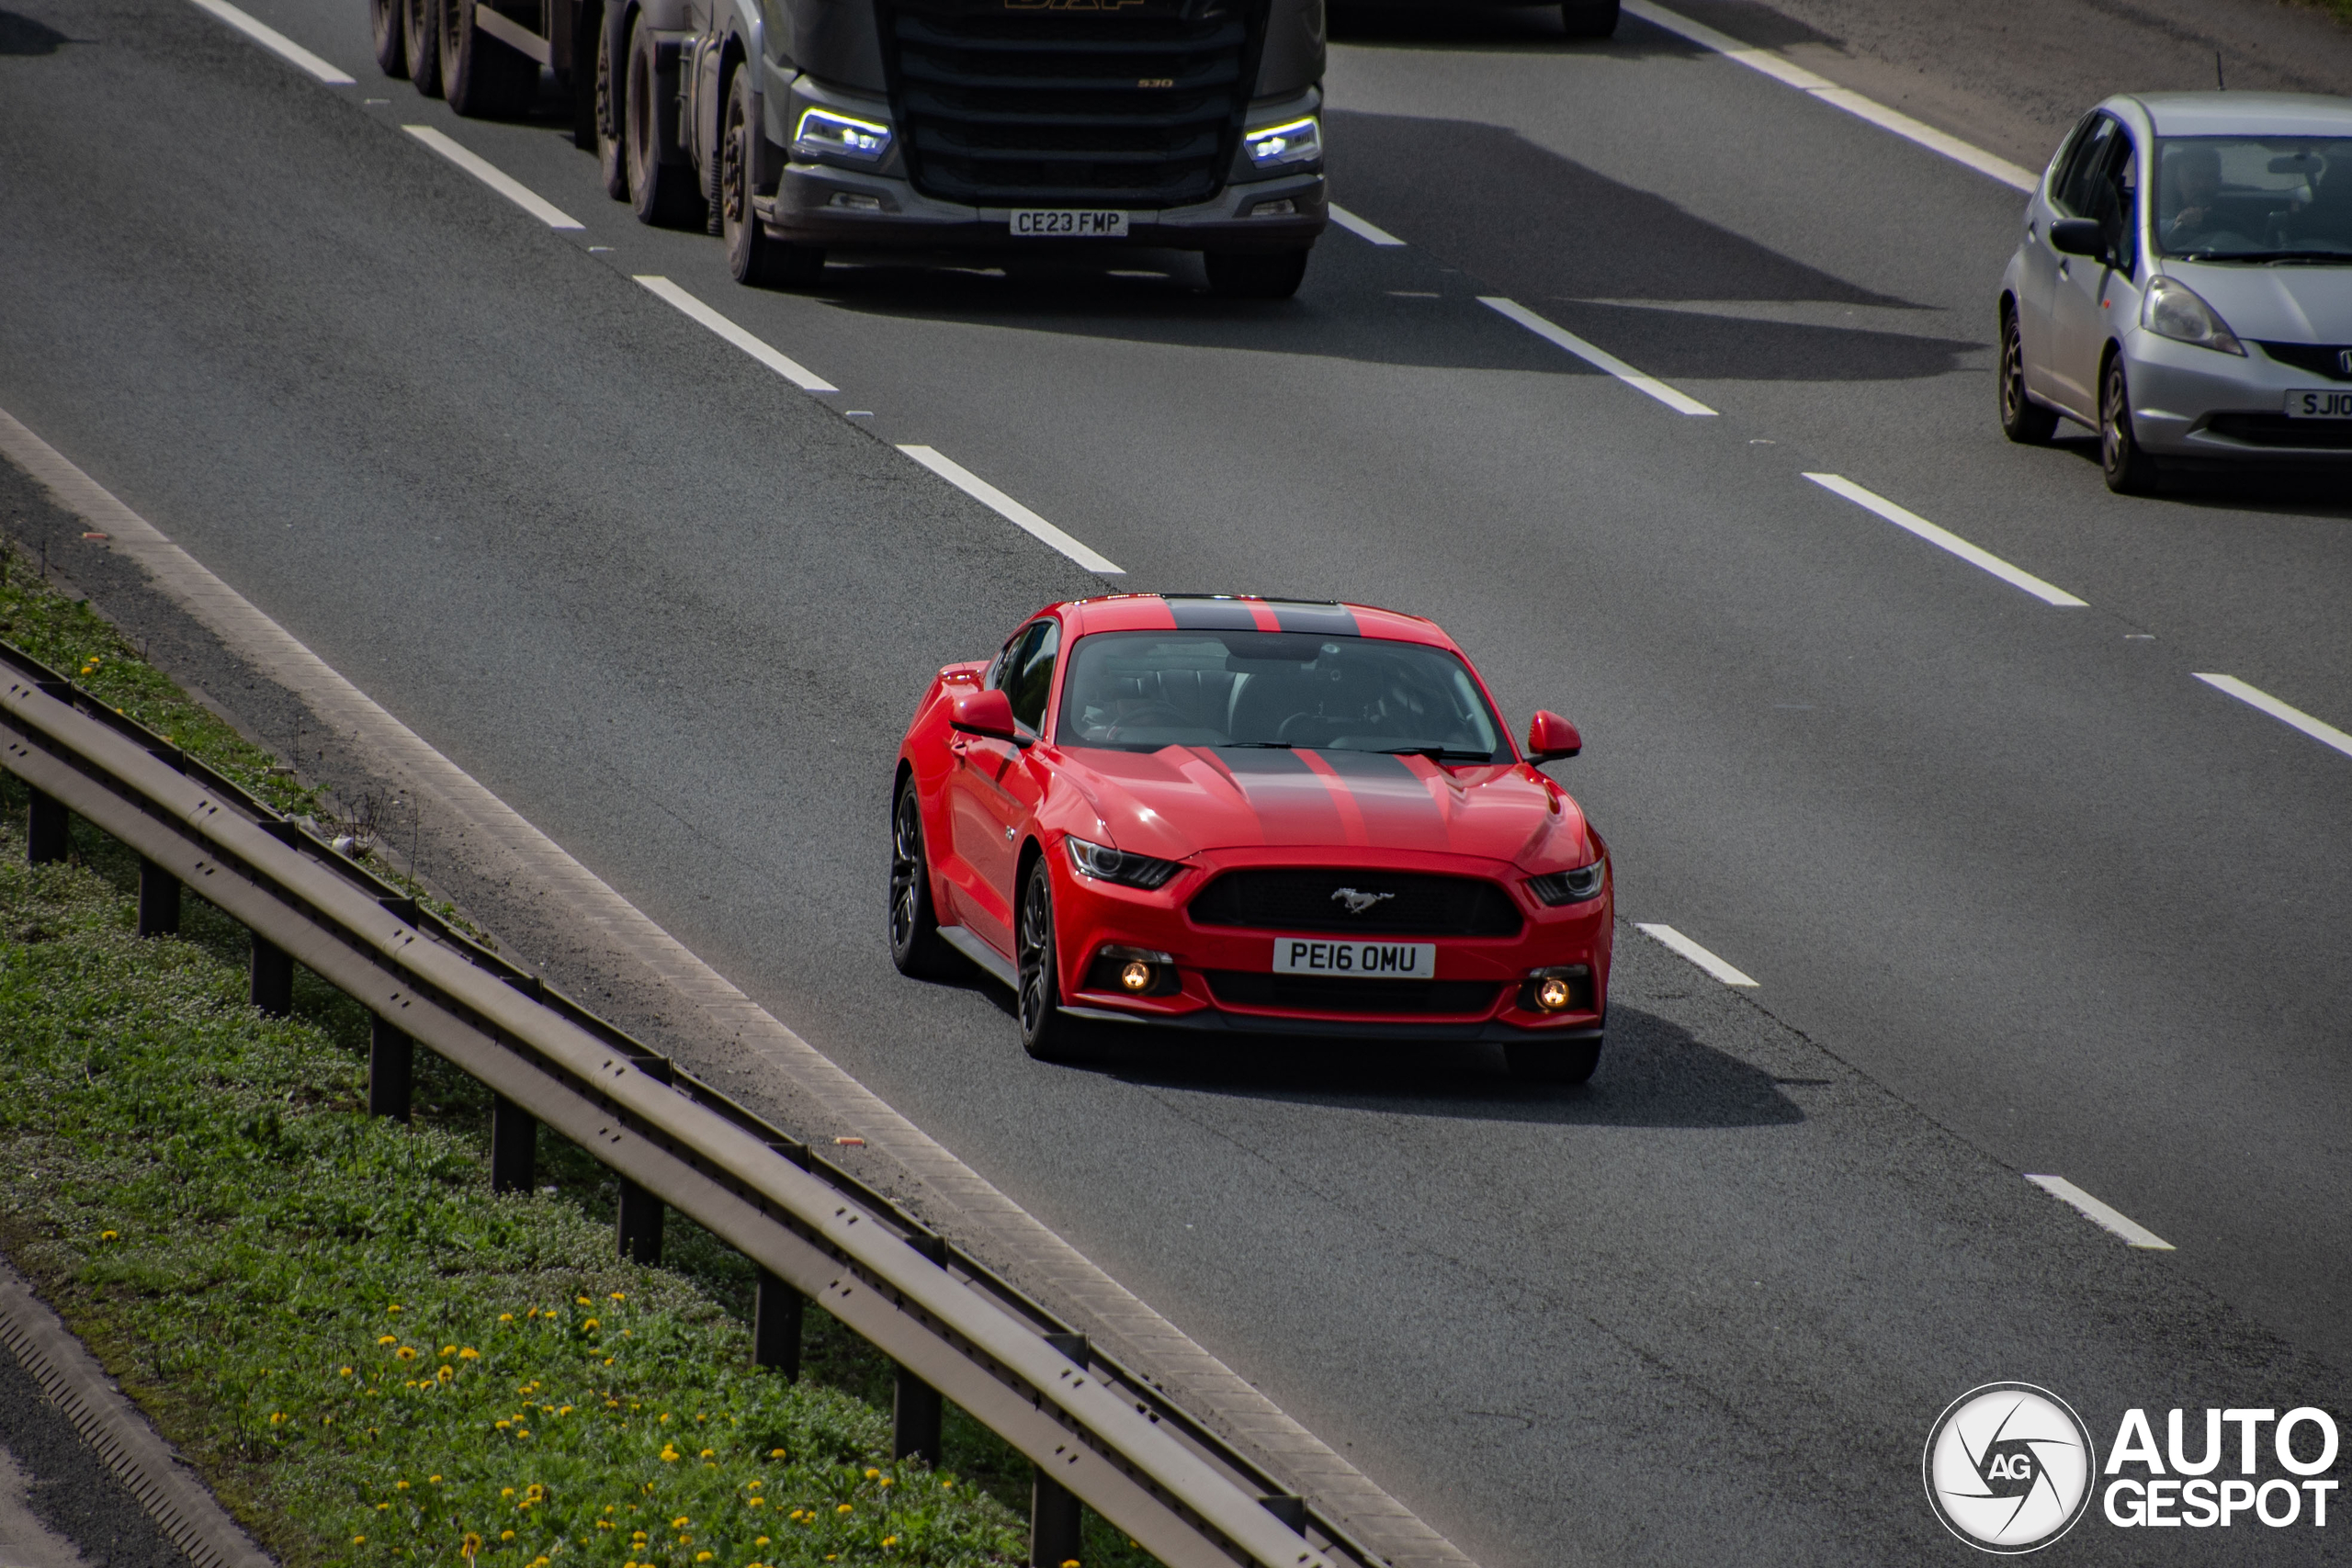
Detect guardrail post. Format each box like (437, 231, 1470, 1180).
(369, 1018, 413, 1122)
(753, 1268, 802, 1379)
(249, 938, 293, 1016)
(136, 856, 180, 936)
(1029, 1332, 1089, 1567)
(616, 1179, 663, 1263)
(26, 788, 68, 864)
(892, 1231, 949, 1463)
(491, 1096, 537, 1192)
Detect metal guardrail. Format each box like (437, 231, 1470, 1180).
(0, 639, 1374, 1568)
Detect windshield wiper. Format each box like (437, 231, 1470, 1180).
(1374, 746, 1499, 762)
(2174, 249, 2352, 264)
(1219, 740, 1295, 749)
(2259, 251, 2352, 265)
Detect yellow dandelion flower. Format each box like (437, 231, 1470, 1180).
(877, 1477, 892, 1489)
(502, 1489, 516, 1498)
(864, 1470, 879, 1482)
(501, 1531, 514, 1541)
(340, 1367, 354, 1377)
(768, 1450, 786, 1460)
(496, 1421, 511, 1430)
(881, 1538, 898, 1550)
(940, 1481, 953, 1491)
(835, 1505, 853, 1517)
(753, 1540, 769, 1549)
(695, 1555, 712, 1562)
(387, 1304, 401, 1314)
(440, 1346, 457, 1358)
(351, 1537, 366, 1546)
(376, 1504, 390, 1513)
(746, 1499, 763, 1509)
(459, 1348, 480, 1360)
(436, 1366, 454, 1385)
(378, 1336, 398, 1347)
(744, 1483, 762, 1493)
(582, 1320, 599, 1333)
(100, 1231, 118, 1241)
(576, 1297, 593, 1307)
(499, 1314, 514, 1323)
(395, 1482, 410, 1492)
(595, 1522, 614, 1532)
(1061, 1560, 1080, 1568)
(269, 1413, 285, 1425)
(429, 1477, 442, 1484)
(671, 1518, 690, 1530)
(698, 1450, 714, 1460)
(395, 1348, 417, 1361)
(608, 1293, 625, 1303)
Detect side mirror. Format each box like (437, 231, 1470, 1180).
(1526, 710, 1582, 761)
(2049, 218, 2107, 258)
(950, 688, 1025, 745)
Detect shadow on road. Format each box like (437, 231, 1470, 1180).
(0, 9, 72, 52)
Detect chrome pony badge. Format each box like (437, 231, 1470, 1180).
(1329, 887, 1395, 915)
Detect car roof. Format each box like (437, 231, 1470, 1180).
(1059, 594, 1458, 650)
(2123, 91, 2352, 138)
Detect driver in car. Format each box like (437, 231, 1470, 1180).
(2161, 145, 2242, 252)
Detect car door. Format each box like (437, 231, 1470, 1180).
(2018, 114, 2100, 407)
(2048, 116, 2139, 416)
(946, 618, 1057, 951)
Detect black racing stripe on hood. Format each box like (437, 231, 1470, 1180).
(1164, 596, 1261, 630)
(1268, 602, 1358, 637)
(1313, 749, 1418, 781)
(1215, 747, 1313, 774)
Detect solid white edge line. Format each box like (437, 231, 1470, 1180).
(1327, 204, 1407, 247)
(1803, 473, 2087, 607)
(1623, 0, 2039, 193)
(2193, 674, 2352, 762)
(1634, 923, 1759, 987)
(186, 0, 356, 84)
(402, 125, 584, 231)
(1478, 298, 1717, 416)
(897, 446, 1123, 574)
(2025, 1175, 2176, 1250)
(632, 276, 838, 392)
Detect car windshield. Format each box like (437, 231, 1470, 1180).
(2155, 134, 2352, 262)
(1057, 630, 1509, 761)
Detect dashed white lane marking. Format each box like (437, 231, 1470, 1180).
(403, 126, 583, 230)
(632, 276, 838, 393)
(897, 446, 1124, 575)
(1804, 473, 2088, 607)
(2193, 674, 2352, 763)
(1328, 204, 1407, 247)
(1624, 0, 2039, 193)
(187, 0, 356, 84)
(1634, 923, 1758, 987)
(2025, 1175, 2176, 1250)
(1479, 298, 1717, 416)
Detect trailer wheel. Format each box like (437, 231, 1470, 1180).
(1204, 248, 1309, 300)
(596, 9, 628, 198)
(626, 16, 707, 227)
(440, 0, 538, 118)
(722, 65, 825, 288)
(371, 0, 408, 77)
(404, 0, 441, 96)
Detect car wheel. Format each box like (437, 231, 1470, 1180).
(1505, 1036, 1602, 1084)
(2100, 354, 2163, 494)
(1560, 0, 1619, 39)
(371, 0, 409, 77)
(723, 65, 826, 288)
(596, 10, 628, 199)
(627, 17, 707, 227)
(1016, 856, 1084, 1064)
(1998, 306, 2058, 444)
(404, 0, 441, 96)
(439, 0, 538, 118)
(888, 778, 958, 979)
(1204, 249, 1308, 301)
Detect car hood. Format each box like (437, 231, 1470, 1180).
(1057, 745, 1592, 867)
(2163, 260, 2352, 342)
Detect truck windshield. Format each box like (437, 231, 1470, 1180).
(1057, 631, 1509, 761)
(2155, 135, 2352, 262)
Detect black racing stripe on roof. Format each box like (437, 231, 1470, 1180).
(1267, 602, 1359, 637)
(1163, 596, 1261, 631)
(1216, 748, 1313, 773)
(1313, 749, 1418, 780)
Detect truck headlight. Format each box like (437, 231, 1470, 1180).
(2142, 277, 2245, 355)
(794, 108, 892, 167)
(1242, 116, 1320, 170)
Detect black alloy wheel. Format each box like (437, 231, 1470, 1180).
(723, 65, 826, 288)
(596, 10, 628, 199)
(888, 779, 956, 979)
(1504, 1034, 1602, 1084)
(627, 17, 707, 227)
(2100, 354, 2162, 494)
(1204, 249, 1309, 301)
(1016, 858, 1083, 1063)
(404, 0, 441, 96)
(439, 0, 537, 118)
(370, 0, 408, 78)
(1999, 307, 2058, 444)
(1560, 0, 1620, 39)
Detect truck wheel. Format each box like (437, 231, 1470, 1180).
(722, 66, 826, 287)
(371, 0, 408, 77)
(1204, 248, 1308, 300)
(404, 0, 441, 96)
(596, 9, 628, 198)
(1561, 0, 1619, 38)
(439, 0, 538, 118)
(626, 16, 707, 227)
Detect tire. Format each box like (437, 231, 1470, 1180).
(627, 17, 707, 227)
(404, 0, 441, 97)
(1560, 0, 1620, 38)
(439, 0, 538, 118)
(371, 0, 409, 78)
(723, 64, 827, 288)
(1204, 248, 1309, 300)
(1015, 856, 1084, 1064)
(1998, 306, 2058, 444)
(2100, 354, 2163, 494)
(1505, 1035, 1602, 1084)
(596, 9, 628, 199)
(571, 0, 602, 151)
(888, 777, 959, 979)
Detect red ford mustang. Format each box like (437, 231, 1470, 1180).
(889, 594, 1612, 1081)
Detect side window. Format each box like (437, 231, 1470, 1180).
(2055, 116, 2119, 218)
(1007, 621, 1061, 734)
(986, 626, 1032, 693)
(2047, 113, 2101, 203)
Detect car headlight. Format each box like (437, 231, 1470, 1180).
(1242, 116, 1320, 171)
(1526, 855, 1606, 907)
(794, 107, 892, 167)
(2142, 277, 2245, 355)
(1065, 836, 1183, 890)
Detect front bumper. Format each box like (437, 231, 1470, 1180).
(2126, 331, 2352, 460)
(757, 164, 1329, 254)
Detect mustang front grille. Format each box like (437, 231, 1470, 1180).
(1188, 869, 1524, 938)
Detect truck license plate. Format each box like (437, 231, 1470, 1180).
(1272, 940, 1437, 978)
(2285, 389, 2352, 418)
(1010, 209, 1128, 239)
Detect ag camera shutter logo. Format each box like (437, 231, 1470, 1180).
(1924, 1383, 2097, 1553)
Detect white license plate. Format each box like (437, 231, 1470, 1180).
(2285, 388, 2352, 418)
(1010, 209, 1128, 239)
(1272, 939, 1437, 978)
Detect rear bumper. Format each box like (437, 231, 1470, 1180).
(757, 164, 1328, 254)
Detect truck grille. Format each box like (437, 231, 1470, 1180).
(1205, 972, 1504, 1015)
(877, 0, 1264, 209)
(1189, 870, 1524, 938)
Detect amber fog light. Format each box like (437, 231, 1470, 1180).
(1534, 976, 1573, 1012)
(1519, 964, 1590, 1014)
(1086, 945, 1181, 998)
(1120, 960, 1154, 993)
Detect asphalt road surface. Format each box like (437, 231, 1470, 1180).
(4, 0, 2350, 1562)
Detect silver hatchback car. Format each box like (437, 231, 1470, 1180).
(1999, 92, 2352, 491)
